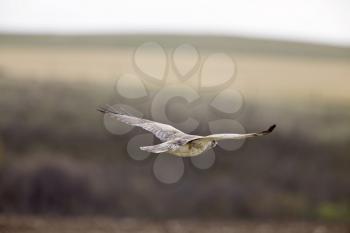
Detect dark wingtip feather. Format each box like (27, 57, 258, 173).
(97, 105, 109, 114)
(97, 105, 116, 115)
(97, 107, 106, 113)
(268, 124, 276, 132)
(96, 104, 132, 116)
(261, 124, 276, 134)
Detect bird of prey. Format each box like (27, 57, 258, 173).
(98, 105, 276, 157)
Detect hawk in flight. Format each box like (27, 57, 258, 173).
(98, 105, 276, 157)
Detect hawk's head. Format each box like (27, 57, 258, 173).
(210, 140, 218, 148)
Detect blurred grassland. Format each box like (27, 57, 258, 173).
(0, 215, 349, 233)
(1, 34, 350, 103)
(0, 34, 349, 221)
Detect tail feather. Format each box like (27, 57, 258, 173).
(140, 145, 168, 154)
(140, 140, 181, 154)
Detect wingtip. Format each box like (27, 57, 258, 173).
(267, 124, 276, 133)
(261, 124, 276, 134)
(97, 104, 132, 116)
(97, 106, 107, 114)
(97, 104, 117, 115)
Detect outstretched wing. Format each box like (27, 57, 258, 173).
(205, 125, 276, 141)
(98, 105, 187, 141)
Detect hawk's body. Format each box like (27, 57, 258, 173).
(170, 138, 214, 157)
(98, 106, 276, 157)
(141, 137, 214, 157)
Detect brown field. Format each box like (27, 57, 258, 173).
(0, 215, 349, 233)
(0, 41, 350, 103)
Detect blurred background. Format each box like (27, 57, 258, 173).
(0, 0, 349, 232)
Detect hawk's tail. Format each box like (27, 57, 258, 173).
(140, 141, 181, 154)
(140, 145, 169, 154)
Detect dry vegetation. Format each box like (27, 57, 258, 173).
(0, 215, 349, 233)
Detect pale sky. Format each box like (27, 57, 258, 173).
(0, 0, 349, 46)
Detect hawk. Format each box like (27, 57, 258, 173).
(98, 105, 276, 157)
